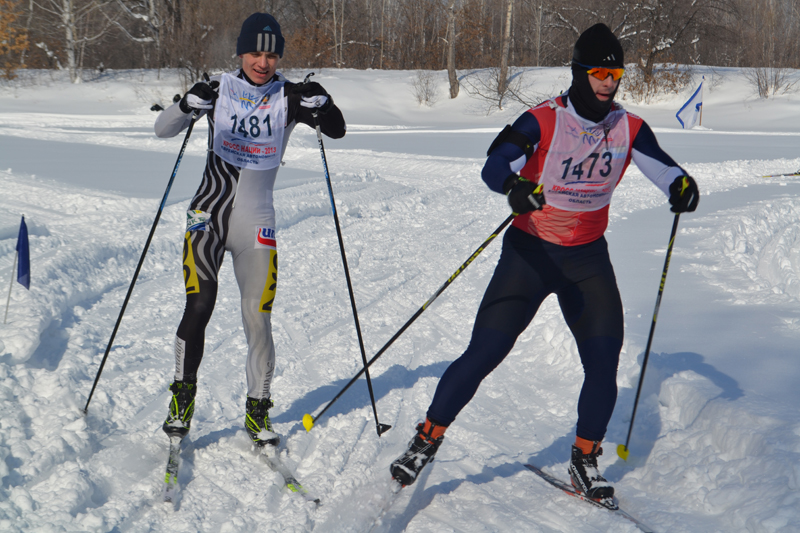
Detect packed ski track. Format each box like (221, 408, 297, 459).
(1, 68, 800, 532)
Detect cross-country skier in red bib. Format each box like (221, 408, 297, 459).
(154, 13, 346, 449)
(390, 23, 699, 502)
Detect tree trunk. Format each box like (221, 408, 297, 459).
(62, 0, 80, 83)
(21, 0, 34, 66)
(148, 0, 161, 72)
(498, 0, 512, 107)
(479, 0, 484, 59)
(339, 0, 345, 67)
(379, 0, 385, 69)
(332, 0, 339, 68)
(367, 0, 373, 66)
(534, 2, 542, 66)
(446, 0, 458, 98)
(419, 2, 425, 67)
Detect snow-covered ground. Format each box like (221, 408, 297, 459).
(1, 66, 800, 532)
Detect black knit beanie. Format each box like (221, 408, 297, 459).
(237, 13, 285, 58)
(569, 23, 624, 122)
(572, 23, 624, 68)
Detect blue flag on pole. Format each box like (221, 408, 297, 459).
(676, 78, 704, 129)
(16, 216, 30, 290)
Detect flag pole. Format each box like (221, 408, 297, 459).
(699, 76, 704, 127)
(4, 250, 17, 324)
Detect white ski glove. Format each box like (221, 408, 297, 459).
(179, 80, 219, 114)
(291, 81, 334, 114)
(300, 94, 329, 109)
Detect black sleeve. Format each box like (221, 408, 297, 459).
(285, 81, 347, 139)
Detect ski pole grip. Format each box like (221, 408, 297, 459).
(527, 184, 545, 210)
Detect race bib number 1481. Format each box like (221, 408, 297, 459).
(212, 73, 286, 170)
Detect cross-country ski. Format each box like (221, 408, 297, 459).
(162, 436, 183, 503)
(761, 169, 800, 178)
(259, 447, 321, 505)
(525, 464, 656, 532)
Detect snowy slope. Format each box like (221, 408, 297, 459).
(1, 67, 799, 532)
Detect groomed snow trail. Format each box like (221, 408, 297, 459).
(1, 69, 800, 532)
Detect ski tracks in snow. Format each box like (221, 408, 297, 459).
(3, 116, 800, 530)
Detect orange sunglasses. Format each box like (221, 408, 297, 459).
(575, 62, 625, 81)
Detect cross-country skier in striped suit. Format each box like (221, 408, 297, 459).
(155, 13, 346, 449)
(390, 23, 699, 502)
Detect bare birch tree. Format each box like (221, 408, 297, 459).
(498, 0, 512, 95)
(445, 0, 458, 97)
(32, 0, 115, 82)
(113, 0, 161, 68)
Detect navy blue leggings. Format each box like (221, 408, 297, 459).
(427, 226, 623, 442)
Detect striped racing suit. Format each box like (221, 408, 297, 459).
(154, 69, 346, 399)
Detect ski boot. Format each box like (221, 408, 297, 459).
(245, 397, 280, 447)
(568, 439, 614, 501)
(390, 418, 446, 486)
(162, 380, 197, 438)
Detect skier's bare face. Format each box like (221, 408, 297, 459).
(240, 51, 280, 85)
(588, 73, 619, 102)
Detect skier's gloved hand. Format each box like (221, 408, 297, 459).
(292, 82, 334, 113)
(668, 175, 699, 213)
(179, 80, 220, 114)
(504, 174, 546, 214)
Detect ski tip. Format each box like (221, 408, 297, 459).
(616, 444, 629, 461)
(302, 414, 315, 432)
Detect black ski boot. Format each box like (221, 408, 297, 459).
(162, 381, 197, 438)
(245, 397, 280, 447)
(390, 418, 446, 486)
(568, 441, 614, 501)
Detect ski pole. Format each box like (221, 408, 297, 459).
(84, 110, 199, 414)
(760, 169, 800, 178)
(303, 213, 515, 432)
(305, 74, 390, 437)
(618, 213, 681, 460)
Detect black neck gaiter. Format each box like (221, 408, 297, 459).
(567, 64, 616, 123)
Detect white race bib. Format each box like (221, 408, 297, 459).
(539, 103, 629, 211)
(212, 73, 286, 170)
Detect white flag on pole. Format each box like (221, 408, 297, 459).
(676, 77, 704, 129)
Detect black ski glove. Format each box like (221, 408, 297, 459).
(292, 81, 334, 114)
(504, 174, 546, 215)
(668, 175, 699, 213)
(179, 79, 220, 114)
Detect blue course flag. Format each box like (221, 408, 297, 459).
(16, 216, 30, 290)
(676, 78, 704, 129)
